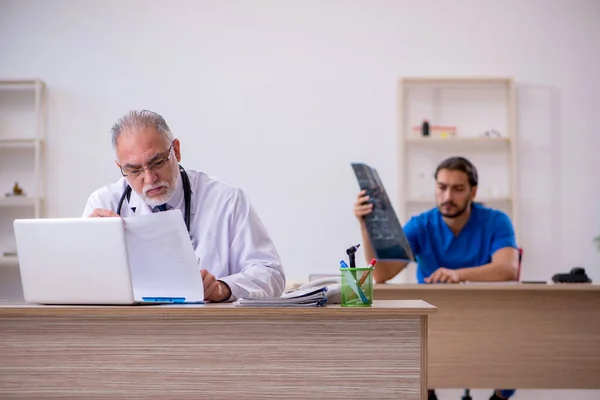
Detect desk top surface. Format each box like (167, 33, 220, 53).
(375, 283, 600, 292)
(0, 299, 436, 316)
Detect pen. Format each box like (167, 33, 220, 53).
(348, 259, 377, 301)
(357, 259, 377, 286)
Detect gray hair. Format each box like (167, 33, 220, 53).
(111, 110, 174, 149)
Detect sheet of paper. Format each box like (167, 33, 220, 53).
(124, 210, 204, 303)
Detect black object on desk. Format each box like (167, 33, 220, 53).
(351, 163, 415, 262)
(346, 244, 360, 268)
(346, 244, 360, 279)
(552, 267, 592, 283)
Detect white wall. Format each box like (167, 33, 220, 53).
(1, 0, 599, 286)
(1, 1, 600, 398)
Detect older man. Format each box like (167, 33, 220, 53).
(83, 110, 285, 302)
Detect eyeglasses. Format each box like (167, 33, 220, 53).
(119, 143, 174, 178)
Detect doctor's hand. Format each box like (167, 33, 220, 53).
(353, 190, 373, 221)
(89, 208, 120, 218)
(201, 269, 232, 302)
(425, 267, 461, 284)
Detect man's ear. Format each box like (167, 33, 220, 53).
(471, 185, 478, 199)
(173, 139, 182, 162)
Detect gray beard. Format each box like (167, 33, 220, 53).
(141, 162, 180, 207)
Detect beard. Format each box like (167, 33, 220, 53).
(140, 162, 180, 207)
(438, 197, 471, 218)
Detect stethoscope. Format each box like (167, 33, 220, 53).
(116, 164, 192, 235)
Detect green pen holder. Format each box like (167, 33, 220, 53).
(340, 267, 374, 307)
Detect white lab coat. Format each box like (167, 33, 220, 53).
(82, 169, 285, 300)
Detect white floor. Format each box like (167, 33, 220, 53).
(434, 389, 600, 400)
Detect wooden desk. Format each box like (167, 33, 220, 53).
(374, 283, 600, 389)
(0, 300, 436, 400)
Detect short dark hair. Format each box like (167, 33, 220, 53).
(434, 156, 478, 187)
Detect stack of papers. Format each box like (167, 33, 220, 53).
(233, 286, 330, 307)
(124, 211, 204, 303)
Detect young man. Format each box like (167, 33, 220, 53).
(353, 156, 518, 400)
(83, 110, 285, 302)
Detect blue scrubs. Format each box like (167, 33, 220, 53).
(404, 203, 517, 398)
(404, 203, 517, 283)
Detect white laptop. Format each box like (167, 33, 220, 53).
(13, 211, 205, 305)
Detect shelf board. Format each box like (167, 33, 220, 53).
(0, 256, 19, 267)
(0, 79, 42, 90)
(407, 197, 512, 206)
(0, 196, 38, 206)
(402, 76, 513, 86)
(0, 138, 42, 148)
(406, 136, 510, 145)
